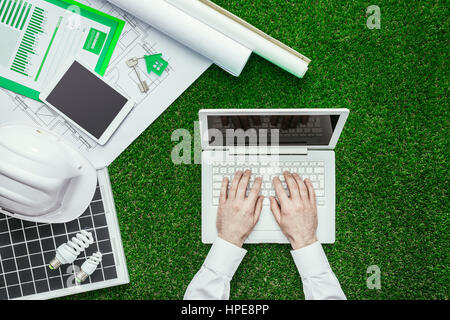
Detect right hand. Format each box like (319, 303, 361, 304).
(269, 171, 318, 250)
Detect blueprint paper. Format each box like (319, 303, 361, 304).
(166, 0, 309, 78)
(0, 0, 211, 169)
(107, 0, 251, 76)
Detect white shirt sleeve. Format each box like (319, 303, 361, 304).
(291, 241, 346, 300)
(184, 237, 247, 300)
(184, 238, 345, 300)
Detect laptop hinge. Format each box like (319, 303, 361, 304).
(228, 146, 308, 155)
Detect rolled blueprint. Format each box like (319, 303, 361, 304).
(166, 0, 311, 78)
(106, 0, 251, 76)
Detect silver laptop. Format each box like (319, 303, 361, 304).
(200, 109, 349, 244)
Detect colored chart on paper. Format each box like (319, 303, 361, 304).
(0, 0, 30, 30)
(9, 5, 51, 77)
(0, 0, 124, 101)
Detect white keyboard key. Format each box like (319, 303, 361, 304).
(213, 182, 222, 189)
(315, 189, 324, 196)
(213, 198, 219, 205)
(314, 167, 324, 173)
(213, 175, 222, 181)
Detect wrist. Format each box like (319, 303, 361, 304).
(218, 233, 245, 247)
(289, 235, 318, 250)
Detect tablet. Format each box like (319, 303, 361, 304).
(39, 60, 134, 145)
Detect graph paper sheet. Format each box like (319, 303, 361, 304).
(0, 168, 129, 300)
(0, 0, 212, 169)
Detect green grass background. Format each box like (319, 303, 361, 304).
(71, 0, 448, 299)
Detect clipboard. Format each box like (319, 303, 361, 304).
(0, 0, 124, 101)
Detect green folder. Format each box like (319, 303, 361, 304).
(0, 0, 124, 101)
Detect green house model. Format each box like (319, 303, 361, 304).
(144, 53, 169, 76)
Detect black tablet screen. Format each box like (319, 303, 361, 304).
(46, 61, 128, 139)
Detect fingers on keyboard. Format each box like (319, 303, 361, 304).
(212, 162, 326, 205)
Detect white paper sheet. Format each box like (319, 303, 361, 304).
(0, 0, 211, 169)
(107, 0, 252, 76)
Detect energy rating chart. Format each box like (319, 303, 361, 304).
(0, 0, 123, 100)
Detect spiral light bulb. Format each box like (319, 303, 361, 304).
(48, 230, 94, 270)
(76, 251, 103, 283)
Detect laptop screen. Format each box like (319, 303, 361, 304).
(206, 114, 341, 146)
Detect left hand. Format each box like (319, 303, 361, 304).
(216, 170, 264, 247)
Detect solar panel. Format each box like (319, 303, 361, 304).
(0, 168, 129, 300)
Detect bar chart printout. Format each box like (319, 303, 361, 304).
(9, 4, 48, 77)
(0, 0, 120, 100)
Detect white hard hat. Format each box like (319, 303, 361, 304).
(0, 123, 97, 223)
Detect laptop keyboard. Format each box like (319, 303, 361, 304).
(212, 160, 325, 206)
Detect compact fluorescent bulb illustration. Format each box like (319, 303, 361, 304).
(49, 230, 94, 269)
(76, 252, 103, 283)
